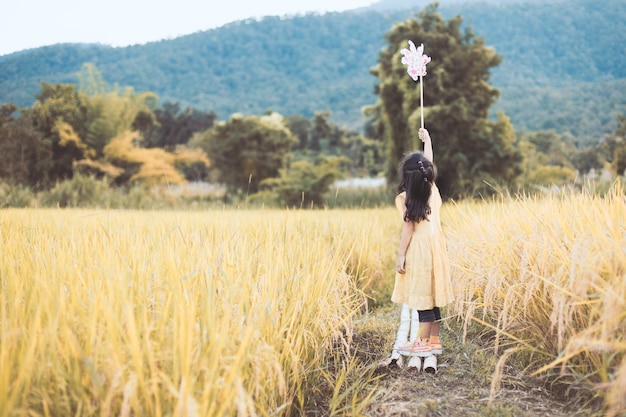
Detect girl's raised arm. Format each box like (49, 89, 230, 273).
(419, 128, 433, 163)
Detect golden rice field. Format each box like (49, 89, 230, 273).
(1, 207, 391, 417)
(445, 184, 626, 416)
(1, 183, 625, 416)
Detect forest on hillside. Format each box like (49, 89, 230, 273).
(0, 0, 624, 145)
(2, 2, 626, 210)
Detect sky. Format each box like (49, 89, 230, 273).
(0, 0, 376, 56)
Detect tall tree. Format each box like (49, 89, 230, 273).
(285, 115, 312, 150)
(28, 83, 91, 183)
(143, 102, 217, 151)
(260, 156, 346, 208)
(103, 130, 201, 186)
(192, 112, 297, 194)
(0, 104, 51, 187)
(601, 114, 626, 176)
(77, 64, 158, 157)
(371, 4, 523, 198)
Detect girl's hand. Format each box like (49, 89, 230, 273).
(396, 255, 406, 274)
(418, 128, 431, 143)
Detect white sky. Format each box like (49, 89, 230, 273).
(0, 0, 375, 56)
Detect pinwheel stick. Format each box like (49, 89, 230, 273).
(420, 74, 424, 129)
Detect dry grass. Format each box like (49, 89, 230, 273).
(0, 208, 390, 416)
(1, 183, 625, 416)
(445, 182, 626, 416)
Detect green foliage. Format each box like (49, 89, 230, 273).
(8, 66, 209, 190)
(527, 165, 577, 187)
(524, 130, 577, 168)
(78, 64, 158, 156)
(34, 174, 224, 209)
(40, 174, 116, 208)
(569, 146, 604, 175)
(467, 113, 524, 196)
(0, 104, 51, 187)
(2, 0, 624, 203)
(515, 127, 617, 187)
(1, 0, 624, 142)
(284, 114, 312, 150)
(372, 4, 523, 198)
(0, 181, 36, 208)
(192, 112, 297, 194)
(287, 112, 385, 178)
(28, 83, 91, 182)
(336, 131, 384, 178)
(143, 102, 217, 151)
(259, 156, 347, 208)
(516, 130, 581, 187)
(604, 114, 626, 176)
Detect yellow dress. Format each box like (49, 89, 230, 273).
(391, 186, 454, 311)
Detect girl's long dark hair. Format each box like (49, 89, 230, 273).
(396, 152, 436, 223)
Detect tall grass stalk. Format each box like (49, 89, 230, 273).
(0, 208, 390, 416)
(445, 183, 626, 415)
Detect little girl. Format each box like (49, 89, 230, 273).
(393, 128, 454, 358)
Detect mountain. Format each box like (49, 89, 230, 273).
(1, 0, 625, 143)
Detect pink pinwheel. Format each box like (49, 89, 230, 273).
(400, 40, 431, 129)
(400, 41, 431, 81)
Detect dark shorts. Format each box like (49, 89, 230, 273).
(417, 307, 441, 322)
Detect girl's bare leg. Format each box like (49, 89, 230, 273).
(431, 321, 440, 337)
(419, 322, 432, 341)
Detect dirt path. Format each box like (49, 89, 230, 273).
(349, 307, 603, 417)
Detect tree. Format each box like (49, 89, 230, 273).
(0, 104, 51, 187)
(259, 156, 347, 208)
(102, 131, 210, 186)
(517, 130, 579, 187)
(524, 131, 577, 167)
(28, 83, 91, 183)
(143, 102, 217, 151)
(569, 146, 603, 175)
(73, 64, 209, 186)
(77, 64, 158, 157)
(284, 115, 312, 150)
(370, 4, 523, 198)
(309, 111, 343, 150)
(602, 114, 626, 176)
(192, 112, 297, 193)
(284, 112, 385, 178)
